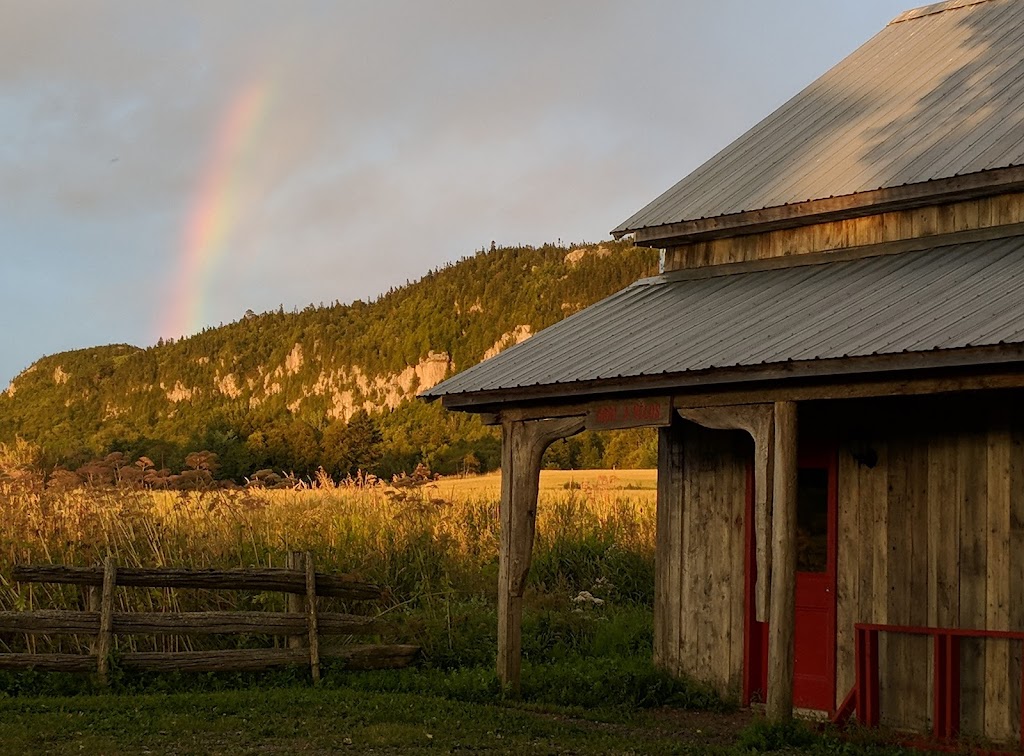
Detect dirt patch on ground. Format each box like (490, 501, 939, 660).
(643, 707, 756, 746)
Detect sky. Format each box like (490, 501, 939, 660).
(0, 0, 911, 388)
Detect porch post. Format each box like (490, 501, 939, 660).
(767, 400, 798, 721)
(497, 415, 585, 691)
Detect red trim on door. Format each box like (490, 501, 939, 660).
(744, 446, 839, 711)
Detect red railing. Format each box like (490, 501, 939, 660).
(846, 623, 1024, 750)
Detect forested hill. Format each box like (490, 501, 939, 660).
(0, 241, 659, 481)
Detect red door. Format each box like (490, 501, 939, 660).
(745, 450, 838, 712)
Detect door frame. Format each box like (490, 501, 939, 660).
(743, 446, 839, 710)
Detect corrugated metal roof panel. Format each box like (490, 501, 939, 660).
(614, 0, 1024, 236)
(422, 235, 1024, 400)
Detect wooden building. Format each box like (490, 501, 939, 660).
(422, 0, 1024, 742)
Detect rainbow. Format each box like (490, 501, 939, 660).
(160, 79, 272, 340)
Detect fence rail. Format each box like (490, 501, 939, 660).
(1, 554, 417, 683)
(832, 622, 1024, 752)
(11, 564, 383, 600)
(0, 610, 378, 636)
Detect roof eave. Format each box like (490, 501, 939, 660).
(613, 166, 1024, 247)
(432, 344, 1024, 412)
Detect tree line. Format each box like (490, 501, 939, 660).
(0, 241, 659, 480)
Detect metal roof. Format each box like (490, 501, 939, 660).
(422, 235, 1024, 402)
(614, 0, 1024, 237)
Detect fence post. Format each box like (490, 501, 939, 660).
(95, 557, 117, 685)
(304, 551, 320, 684)
(286, 551, 307, 650)
(84, 567, 101, 655)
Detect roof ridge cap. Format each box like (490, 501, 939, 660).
(889, 0, 998, 25)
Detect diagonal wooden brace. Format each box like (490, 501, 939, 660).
(497, 415, 585, 691)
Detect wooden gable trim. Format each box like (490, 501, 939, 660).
(621, 166, 1024, 247)
(658, 222, 1024, 282)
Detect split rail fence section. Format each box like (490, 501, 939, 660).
(0, 553, 418, 683)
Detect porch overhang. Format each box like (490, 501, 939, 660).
(434, 349, 1024, 415)
(423, 234, 1024, 415)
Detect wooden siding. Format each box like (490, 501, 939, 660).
(657, 394, 1024, 743)
(829, 398, 1024, 741)
(654, 420, 749, 698)
(663, 191, 1024, 271)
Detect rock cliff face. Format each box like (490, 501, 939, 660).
(0, 240, 658, 468)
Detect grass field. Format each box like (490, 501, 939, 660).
(0, 472, 912, 753)
(0, 683, 911, 755)
(431, 468, 658, 498)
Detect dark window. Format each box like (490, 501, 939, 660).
(797, 467, 829, 573)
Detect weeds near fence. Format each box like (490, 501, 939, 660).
(0, 478, 656, 671)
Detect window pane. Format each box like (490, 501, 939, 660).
(797, 467, 829, 573)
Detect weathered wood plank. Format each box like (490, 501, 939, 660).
(835, 445, 859, 710)
(95, 557, 116, 684)
(286, 552, 307, 650)
(767, 401, 797, 722)
(0, 654, 96, 672)
(116, 644, 419, 673)
(855, 438, 878, 654)
(1009, 425, 1024, 743)
(959, 432, 989, 736)
(655, 419, 685, 674)
(985, 426, 1013, 741)
(930, 435, 960, 628)
(728, 438, 749, 696)
(676, 404, 774, 621)
(884, 439, 911, 727)
(305, 551, 320, 684)
(700, 430, 724, 684)
(497, 416, 585, 691)
(12, 566, 382, 601)
(664, 200, 1024, 269)
(0, 645, 420, 674)
(868, 441, 890, 726)
(694, 431, 715, 686)
(907, 441, 931, 730)
(668, 423, 685, 679)
(319, 644, 421, 671)
(0, 610, 377, 636)
(643, 168, 1024, 251)
(680, 426, 701, 681)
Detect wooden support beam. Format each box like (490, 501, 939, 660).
(497, 415, 585, 692)
(767, 401, 798, 721)
(676, 404, 775, 622)
(654, 415, 686, 671)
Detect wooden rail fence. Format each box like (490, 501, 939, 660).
(0, 553, 418, 684)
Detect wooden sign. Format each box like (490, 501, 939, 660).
(586, 397, 672, 431)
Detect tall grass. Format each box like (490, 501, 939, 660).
(0, 479, 656, 664)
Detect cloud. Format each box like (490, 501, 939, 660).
(0, 0, 909, 385)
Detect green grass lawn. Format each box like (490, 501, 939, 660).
(0, 686, 709, 755)
(0, 682, 911, 755)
